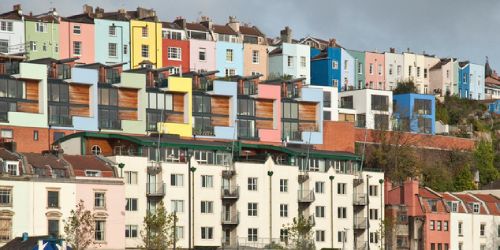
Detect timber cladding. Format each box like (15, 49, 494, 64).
(211, 96, 229, 116)
(118, 88, 138, 109)
(70, 106, 90, 117)
(298, 102, 317, 121)
(119, 110, 138, 120)
(25, 80, 39, 101)
(256, 99, 274, 119)
(69, 84, 90, 105)
(172, 93, 185, 113)
(17, 102, 38, 113)
(256, 120, 273, 130)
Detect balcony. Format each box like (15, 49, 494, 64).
(284, 131, 302, 141)
(193, 126, 215, 136)
(0, 62, 20, 75)
(297, 190, 315, 203)
(354, 216, 367, 229)
(221, 211, 240, 225)
(356, 241, 367, 250)
(353, 193, 367, 206)
(146, 182, 165, 197)
(239, 81, 258, 95)
(283, 87, 300, 99)
(308, 214, 316, 226)
(147, 163, 162, 175)
(99, 119, 122, 130)
(193, 78, 214, 92)
(221, 186, 239, 199)
(298, 171, 309, 183)
(221, 236, 238, 248)
(48, 115, 73, 127)
(222, 169, 236, 178)
(353, 178, 364, 186)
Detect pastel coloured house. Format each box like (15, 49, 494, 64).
(59, 5, 95, 64)
(162, 20, 190, 74)
(24, 9, 60, 60)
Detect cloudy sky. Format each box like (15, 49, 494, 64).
(2, 0, 499, 69)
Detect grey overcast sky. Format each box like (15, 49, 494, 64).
(2, 0, 499, 69)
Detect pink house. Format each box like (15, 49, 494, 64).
(365, 51, 385, 90)
(59, 8, 95, 64)
(257, 83, 281, 143)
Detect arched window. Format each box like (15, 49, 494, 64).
(91, 145, 102, 155)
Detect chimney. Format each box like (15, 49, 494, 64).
(137, 7, 156, 20)
(118, 9, 126, 14)
(174, 17, 187, 29)
(13, 4, 21, 11)
(403, 177, 419, 216)
(83, 4, 93, 15)
(328, 38, 337, 47)
(200, 16, 213, 30)
(389, 47, 396, 53)
(95, 7, 104, 18)
(228, 16, 240, 32)
(280, 26, 292, 43)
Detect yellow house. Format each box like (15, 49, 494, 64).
(130, 19, 162, 69)
(157, 76, 193, 137)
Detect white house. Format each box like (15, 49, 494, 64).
(338, 89, 393, 130)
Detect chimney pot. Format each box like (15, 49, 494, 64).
(390, 47, 396, 53)
(13, 4, 21, 11)
(83, 4, 93, 15)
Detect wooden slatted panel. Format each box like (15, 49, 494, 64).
(339, 113, 355, 122)
(166, 113, 184, 123)
(70, 106, 90, 117)
(25, 80, 39, 100)
(173, 93, 185, 113)
(256, 119, 273, 129)
(298, 102, 317, 121)
(211, 96, 229, 116)
(17, 102, 38, 113)
(119, 110, 138, 120)
(211, 116, 229, 127)
(118, 88, 138, 109)
(256, 100, 273, 119)
(299, 122, 317, 132)
(69, 84, 90, 105)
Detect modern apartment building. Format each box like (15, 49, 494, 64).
(338, 89, 393, 130)
(393, 93, 435, 134)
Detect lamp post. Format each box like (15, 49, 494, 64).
(118, 163, 125, 178)
(329, 175, 335, 248)
(367, 174, 372, 250)
(187, 149, 192, 249)
(190, 165, 197, 248)
(379, 179, 384, 250)
(267, 170, 274, 243)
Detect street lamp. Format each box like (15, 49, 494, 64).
(118, 163, 125, 178)
(187, 148, 195, 249)
(329, 175, 335, 248)
(379, 179, 384, 250)
(267, 170, 274, 243)
(366, 174, 372, 250)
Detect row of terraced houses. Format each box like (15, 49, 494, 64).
(0, 4, 498, 250)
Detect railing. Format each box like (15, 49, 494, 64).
(193, 126, 215, 136)
(371, 103, 389, 111)
(283, 87, 300, 99)
(239, 81, 258, 95)
(48, 115, 73, 127)
(297, 190, 315, 203)
(193, 78, 214, 91)
(0, 62, 20, 75)
(146, 182, 166, 196)
(221, 211, 239, 225)
(55, 66, 71, 80)
(354, 216, 367, 229)
(222, 168, 236, 178)
(238, 237, 284, 249)
(99, 119, 122, 130)
(284, 131, 302, 141)
(156, 78, 168, 88)
(221, 186, 240, 199)
(353, 193, 367, 206)
(147, 163, 162, 175)
(221, 236, 238, 247)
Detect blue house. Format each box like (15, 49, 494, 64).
(310, 47, 354, 92)
(393, 93, 435, 134)
(458, 61, 485, 100)
(489, 100, 500, 114)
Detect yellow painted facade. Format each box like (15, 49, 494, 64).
(159, 76, 193, 137)
(130, 20, 162, 69)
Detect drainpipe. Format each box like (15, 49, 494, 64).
(267, 170, 274, 244)
(329, 175, 335, 248)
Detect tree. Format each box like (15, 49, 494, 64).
(474, 140, 500, 186)
(63, 200, 95, 250)
(282, 215, 315, 250)
(393, 80, 417, 95)
(453, 164, 476, 191)
(141, 201, 178, 250)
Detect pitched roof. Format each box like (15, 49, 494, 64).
(429, 58, 452, 70)
(61, 13, 94, 24)
(24, 13, 59, 23)
(162, 22, 182, 30)
(23, 152, 68, 170)
(212, 24, 238, 35)
(486, 76, 500, 86)
(240, 25, 265, 37)
(472, 193, 500, 215)
(0, 10, 23, 20)
(268, 48, 283, 56)
(0, 148, 19, 161)
(186, 22, 209, 32)
(96, 11, 130, 22)
(63, 155, 115, 174)
(453, 193, 488, 214)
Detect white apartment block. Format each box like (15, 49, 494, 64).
(384, 51, 404, 91)
(338, 89, 393, 130)
(310, 85, 339, 121)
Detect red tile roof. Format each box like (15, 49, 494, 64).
(0, 10, 23, 20)
(24, 152, 67, 169)
(63, 155, 115, 177)
(240, 25, 265, 37)
(0, 148, 19, 161)
(212, 24, 237, 35)
(453, 193, 488, 214)
(471, 193, 500, 215)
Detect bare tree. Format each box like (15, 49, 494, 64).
(63, 200, 95, 250)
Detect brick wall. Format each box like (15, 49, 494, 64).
(316, 121, 356, 153)
(0, 125, 79, 153)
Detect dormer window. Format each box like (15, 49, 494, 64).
(447, 201, 459, 212)
(471, 203, 480, 213)
(85, 170, 102, 177)
(36, 23, 48, 33)
(427, 200, 437, 212)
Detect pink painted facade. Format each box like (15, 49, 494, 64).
(189, 39, 216, 72)
(75, 179, 125, 250)
(257, 83, 281, 142)
(59, 20, 95, 64)
(365, 51, 386, 90)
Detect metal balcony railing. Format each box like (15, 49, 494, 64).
(354, 216, 367, 229)
(353, 193, 367, 206)
(297, 190, 315, 203)
(221, 211, 239, 225)
(221, 186, 239, 199)
(146, 182, 165, 196)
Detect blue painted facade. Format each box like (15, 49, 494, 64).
(489, 100, 500, 114)
(300, 87, 323, 144)
(94, 19, 130, 69)
(458, 64, 470, 99)
(310, 47, 354, 92)
(393, 93, 435, 134)
(215, 42, 243, 77)
(206, 80, 237, 140)
(459, 63, 485, 100)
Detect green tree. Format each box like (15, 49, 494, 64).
(393, 80, 417, 95)
(63, 200, 95, 250)
(474, 140, 500, 186)
(141, 201, 178, 250)
(453, 164, 476, 191)
(282, 215, 315, 250)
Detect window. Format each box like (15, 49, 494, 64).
(444, 221, 448, 231)
(47, 191, 59, 208)
(337, 183, 347, 194)
(472, 203, 480, 213)
(141, 27, 148, 37)
(389, 64, 393, 75)
(33, 130, 39, 141)
(316, 206, 325, 218)
(280, 179, 288, 192)
(125, 171, 138, 184)
(225, 68, 236, 77)
(141, 45, 149, 58)
(199, 48, 206, 61)
(200, 201, 213, 214)
(332, 61, 338, 69)
(248, 177, 257, 191)
(480, 223, 485, 236)
(176, 226, 184, 239)
(201, 175, 213, 188)
(371, 95, 389, 111)
(91, 145, 101, 155)
(126, 198, 138, 211)
(248, 228, 258, 242)
(73, 41, 81, 55)
(315, 182, 325, 194)
(323, 91, 331, 108)
(108, 26, 116, 36)
(95, 221, 105, 241)
(248, 202, 258, 216)
(287, 56, 293, 67)
(0, 40, 8, 53)
(85, 170, 101, 177)
(123, 44, 128, 55)
(0, 218, 11, 241)
(95, 192, 105, 209)
(30, 41, 37, 51)
(430, 220, 435, 230)
(125, 225, 138, 238)
(48, 219, 59, 237)
(0, 189, 12, 206)
(417, 67, 421, 77)
(73, 25, 81, 34)
(340, 96, 353, 109)
(300, 56, 306, 67)
(369, 208, 378, 220)
(369, 63, 374, 74)
(53, 132, 65, 141)
(338, 231, 346, 243)
(437, 220, 442, 231)
(168, 47, 182, 60)
(316, 230, 325, 242)
(0, 21, 13, 32)
(36, 22, 47, 33)
(280, 204, 288, 217)
(108, 43, 117, 57)
(424, 68, 428, 78)
(201, 227, 213, 239)
(378, 64, 382, 75)
(369, 185, 378, 196)
(0, 130, 12, 139)
(324, 111, 331, 120)
(458, 221, 463, 236)
(171, 174, 184, 186)
(428, 200, 438, 212)
(226, 49, 233, 62)
(280, 229, 288, 242)
(357, 62, 363, 74)
(370, 232, 379, 243)
(165, 30, 182, 40)
(171, 200, 184, 212)
(252, 50, 259, 64)
(337, 207, 347, 218)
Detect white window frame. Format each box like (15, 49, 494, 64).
(280, 204, 288, 217)
(252, 50, 259, 64)
(124, 171, 138, 185)
(279, 179, 288, 192)
(337, 183, 346, 195)
(201, 175, 213, 188)
(315, 206, 325, 218)
(141, 27, 148, 38)
(171, 199, 184, 213)
(125, 225, 138, 238)
(248, 177, 257, 191)
(168, 47, 182, 60)
(315, 181, 325, 194)
(108, 26, 116, 37)
(108, 43, 117, 58)
(332, 60, 338, 69)
(248, 202, 258, 216)
(73, 41, 81, 56)
(36, 22, 48, 33)
(198, 48, 206, 61)
(226, 49, 234, 62)
(73, 25, 81, 35)
(171, 174, 184, 187)
(201, 227, 213, 239)
(95, 220, 105, 241)
(94, 192, 106, 209)
(200, 201, 213, 214)
(141, 44, 149, 58)
(300, 56, 306, 67)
